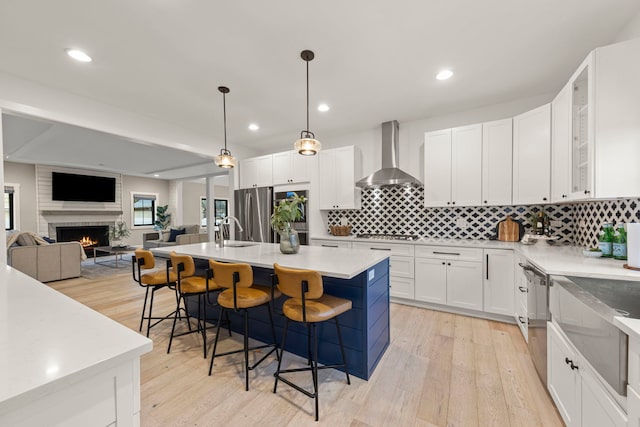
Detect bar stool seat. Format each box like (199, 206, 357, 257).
(132, 249, 177, 337)
(273, 263, 352, 421)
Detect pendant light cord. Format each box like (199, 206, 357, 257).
(306, 58, 309, 134)
(222, 91, 228, 152)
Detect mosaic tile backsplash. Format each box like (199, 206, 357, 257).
(326, 185, 640, 248)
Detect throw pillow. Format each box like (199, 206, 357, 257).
(17, 233, 38, 246)
(183, 224, 199, 235)
(168, 228, 186, 242)
(162, 230, 171, 242)
(42, 236, 56, 243)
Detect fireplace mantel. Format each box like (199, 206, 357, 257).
(42, 210, 124, 216)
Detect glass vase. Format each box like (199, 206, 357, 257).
(279, 223, 300, 254)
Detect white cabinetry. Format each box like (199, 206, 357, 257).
(548, 322, 627, 427)
(513, 103, 551, 205)
(352, 241, 414, 300)
(483, 249, 514, 316)
(551, 82, 572, 203)
(514, 253, 528, 341)
(424, 125, 482, 207)
(272, 150, 315, 185)
(482, 118, 513, 206)
(239, 154, 273, 189)
(318, 146, 362, 210)
(310, 238, 352, 249)
(414, 246, 483, 311)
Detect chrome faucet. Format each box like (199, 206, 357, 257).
(219, 216, 243, 248)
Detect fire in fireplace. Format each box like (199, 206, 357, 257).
(56, 225, 110, 256)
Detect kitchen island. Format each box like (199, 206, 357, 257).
(154, 241, 391, 380)
(0, 265, 153, 427)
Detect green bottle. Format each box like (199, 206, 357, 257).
(598, 223, 613, 258)
(613, 223, 627, 260)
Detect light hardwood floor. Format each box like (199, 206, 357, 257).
(49, 271, 563, 426)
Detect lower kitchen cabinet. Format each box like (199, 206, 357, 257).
(483, 249, 514, 316)
(310, 238, 352, 249)
(514, 253, 529, 341)
(352, 241, 415, 300)
(414, 246, 483, 310)
(548, 321, 627, 427)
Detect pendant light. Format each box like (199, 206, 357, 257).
(215, 86, 236, 169)
(294, 50, 321, 156)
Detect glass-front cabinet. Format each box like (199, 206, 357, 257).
(569, 53, 594, 200)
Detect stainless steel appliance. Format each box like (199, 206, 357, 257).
(233, 187, 274, 243)
(273, 190, 309, 245)
(518, 261, 549, 385)
(550, 275, 631, 397)
(356, 233, 419, 241)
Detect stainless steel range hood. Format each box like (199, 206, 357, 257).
(356, 120, 421, 188)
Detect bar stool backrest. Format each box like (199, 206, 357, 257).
(170, 251, 195, 278)
(274, 263, 323, 300)
(134, 249, 155, 270)
(209, 260, 253, 288)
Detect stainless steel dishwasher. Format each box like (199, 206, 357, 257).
(519, 261, 549, 385)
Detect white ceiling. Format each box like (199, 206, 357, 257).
(0, 0, 638, 178)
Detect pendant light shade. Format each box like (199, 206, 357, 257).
(215, 86, 236, 169)
(294, 50, 321, 156)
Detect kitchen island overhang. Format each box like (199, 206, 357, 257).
(153, 242, 390, 380)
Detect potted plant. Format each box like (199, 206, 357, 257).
(270, 192, 306, 254)
(108, 218, 131, 248)
(154, 205, 172, 238)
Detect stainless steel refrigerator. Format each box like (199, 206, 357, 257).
(233, 187, 274, 242)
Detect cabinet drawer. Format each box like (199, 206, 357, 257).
(414, 245, 482, 262)
(390, 255, 414, 278)
(389, 277, 414, 300)
(352, 241, 414, 257)
(311, 239, 352, 249)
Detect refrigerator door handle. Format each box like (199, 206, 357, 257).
(244, 192, 251, 240)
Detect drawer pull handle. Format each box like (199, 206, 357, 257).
(565, 357, 579, 371)
(371, 248, 392, 251)
(518, 286, 528, 293)
(321, 244, 339, 248)
(433, 251, 460, 256)
(518, 316, 527, 324)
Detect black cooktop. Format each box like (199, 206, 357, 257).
(356, 234, 420, 241)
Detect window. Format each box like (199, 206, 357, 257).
(200, 197, 228, 227)
(132, 193, 157, 227)
(4, 184, 19, 231)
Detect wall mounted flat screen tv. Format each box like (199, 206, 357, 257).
(52, 172, 116, 202)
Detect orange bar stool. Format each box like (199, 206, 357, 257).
(132, 249, 177, 337)
(167, 252, 223, 358)
(208, 260, 280, 391)
(272, 263, 352, 422)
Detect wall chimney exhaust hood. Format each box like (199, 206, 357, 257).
(356, 120, 422, 188)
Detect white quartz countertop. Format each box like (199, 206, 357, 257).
(614, 317, 640, 341)
(0, 266, 152, 414)
(153, 241, 390, 279)
(311, 235, 518, 249)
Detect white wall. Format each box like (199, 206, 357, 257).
(615, 10, 640, 42)
(182, 181, 206, 227)
(3, 162, 37, 232)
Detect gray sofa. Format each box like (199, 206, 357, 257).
(8, 242, 83, 282)
(142, 225, 210, 249)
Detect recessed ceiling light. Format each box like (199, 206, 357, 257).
(153, 174, 160, 177)
(65, 48, 92, 63)
(248, 123, 259, 131)
(317, 103, 330, 112)
(436, 69, 453, 80)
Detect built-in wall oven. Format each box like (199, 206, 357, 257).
(519, 261, 550, 385)
(273, 190, 308, 245)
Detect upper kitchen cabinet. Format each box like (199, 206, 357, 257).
(482, 118, 513, 206)
(513, 103, 551, 205)
(424, 124, 482, 207)
(239, 154, 273, 189)
(272, 150, 316, 185)
(551, 81, 572, 203)
(318, 146, 362, 210)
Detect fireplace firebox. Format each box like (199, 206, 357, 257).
(56, 225, 110, 256)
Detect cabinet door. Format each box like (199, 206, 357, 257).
(318, 149, 338, 209)
(390, 277, 415, 300)
(272, 151, 291, 185)
(581, 364, 627, 427)
(513, 103, 551, 205)
(255, 155, 273, 187)
(482, 118, 513, 206)
(310, 239, 352, 249)
(446, 260, 483, 311)
(548, 322, 581, 427)
(290, 152, 315, 183)
(451, 124, 482, 206)
(239, 158, 257, 189)
(414, 257, 447, 304)
(483, 249, 514, 316)
(319, 146, 360, 209)
(551, 83, 572, 203)
(424, 129, 452, 207)
(570, 53, 594, 200)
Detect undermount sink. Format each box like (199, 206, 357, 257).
(220, 242, 258, 248)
